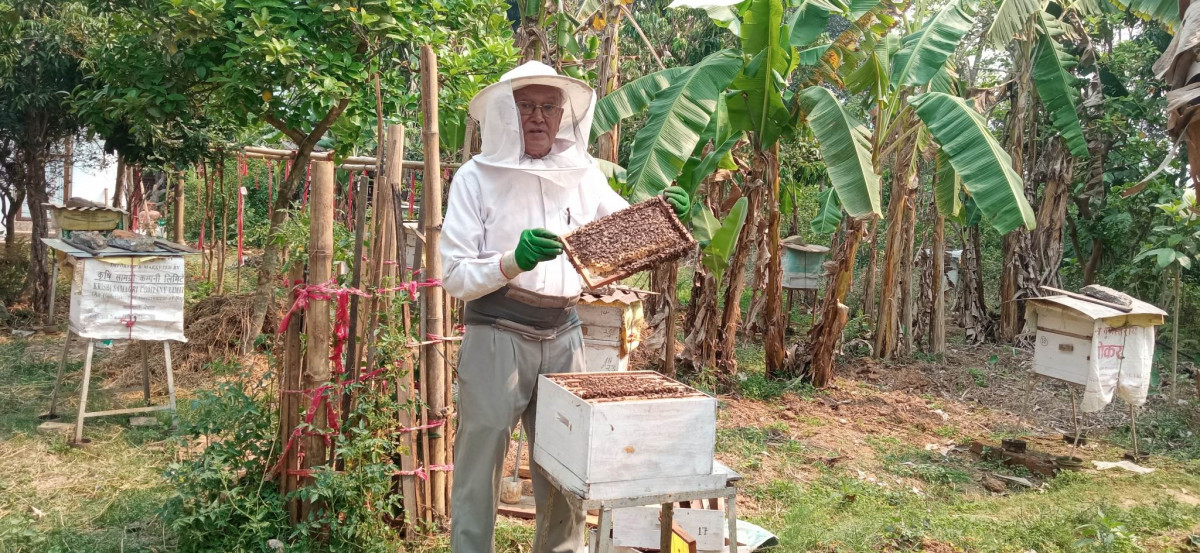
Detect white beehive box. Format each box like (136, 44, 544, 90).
(534, 371, 721, 500)
(1025, 293, 1166, 385)
(578, 288, 646, 372)
(612, 506, 725, 551)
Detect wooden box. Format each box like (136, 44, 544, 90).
(1031, 306, 1093, 385)
(579, 291, 645, 372)
(533, 372, 720, 500)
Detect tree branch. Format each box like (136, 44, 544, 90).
(262, 114, 307, 144)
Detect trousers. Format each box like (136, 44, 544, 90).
(449, 321, 587, 553)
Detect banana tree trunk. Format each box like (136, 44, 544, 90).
(873, 141, 917, 359)
(958, 224, 991, 344)
(681, 265, 720, 374)
(796, 217, 865, 387)
(931, 215, 946, 354)
(594, 1, 622, 162)
(762, 146, 787, 376)
(898, 192, 919, 357)
(1034, 139, 1074, 289)
(716, 182, 764, 377)
(857, 218, 880, 319)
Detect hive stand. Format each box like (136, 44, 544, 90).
(42, 331, 177, 444)
(541, 462, 741, 553)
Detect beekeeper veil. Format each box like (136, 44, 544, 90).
(468, 61, 597, 189)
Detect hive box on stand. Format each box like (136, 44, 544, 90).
(533, 371, 722, 500)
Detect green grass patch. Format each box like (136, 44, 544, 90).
(745, 469, 1200, 552)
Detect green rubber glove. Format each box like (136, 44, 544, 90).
(515, 228, 563, 271)
(663, 186, 690, 218)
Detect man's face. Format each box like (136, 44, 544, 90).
(514, 85, 563, 159)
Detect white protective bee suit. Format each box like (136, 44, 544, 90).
(441, 61, 629, 553)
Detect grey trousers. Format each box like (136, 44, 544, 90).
(450, 323, 588, 553)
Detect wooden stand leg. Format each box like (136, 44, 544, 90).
(45, 331, 73, 419)
(164, 341, 177, 429)
(597, 508, 614, 553)
(726, 489, 738, 553)
(47, 256, 58, 327)
(660, 502, 674, 552)
(141, 342, 151, 406)
(73, 340, 95, 444)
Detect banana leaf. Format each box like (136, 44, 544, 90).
(625, 50, 744, 202)
(1111, 0, 1179, 31)
(811, 187, 844, 233)
(668, 0, 746, 34)
(890, 0, 978, 88)
(591, 66, 690, 140)
(786, 0, 839, 48)
(797, 86, 882, 218)
(985, 0, 1044, 46)
(935, 149, 964, 220)
(911, 92, 1036, 233)
(1031, 32, 1089, 158)
(698, 197, 750, 286)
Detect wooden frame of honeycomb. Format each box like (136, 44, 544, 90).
(561, 196, 697, 289)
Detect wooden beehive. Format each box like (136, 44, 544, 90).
(579, 287, 647, 372)
(561, 197, 696, 289)
(533, 371, 721, 500)
(1026, 293, 1166, 385)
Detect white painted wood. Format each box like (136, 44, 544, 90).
(578, 303, 625, 328)
(534, 443, 729, 501)
(534, 377, 593, 482)
(583, 340, 628, 372)
(612, 506, 725, 551)
(1033, 329, 1091, 385)
(1035, 307, 1093, 337)
(587, 396, 717, 482)
(536, 373, 717, 491)
(582, 323, 623, 342)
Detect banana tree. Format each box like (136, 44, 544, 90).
(826, 0, 1039, 360)
(984, 0, 1095, 342)
(594, 0, 887, 380)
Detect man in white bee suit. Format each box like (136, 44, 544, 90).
(441, 61, 690, 552)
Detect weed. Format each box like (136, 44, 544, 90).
(968, 367, 989, 387)
(739, 372, 815, 400)
(882, 449, 971, 486)
(934, 425, 959, 438)
(1075, 509, 1145, 553)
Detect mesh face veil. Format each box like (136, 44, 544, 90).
(468, 61, 597, 189)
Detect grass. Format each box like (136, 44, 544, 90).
(0, 339, 177, 552)
(742, 460, 1200, 552)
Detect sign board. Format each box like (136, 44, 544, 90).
(69, 256, 187, 341)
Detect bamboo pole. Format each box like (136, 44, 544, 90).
(342, 171, 370, 430)
(279, 261, 306, 522)
(204, 160, 216, 282)
(420, 43, 448, 523)
(174, 172, 185, 243)
(239, 147, 459, 171)
(217, 160, 228, 294)
(300, 161, 336, 520)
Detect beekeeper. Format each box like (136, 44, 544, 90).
(441, 61, 689, 553)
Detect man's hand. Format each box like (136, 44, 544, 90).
(514, 228, 563, 271)
(663, 186, 690, 218)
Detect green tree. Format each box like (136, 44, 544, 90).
(81, 0, 517, 348)
(0, 1, 94, 316)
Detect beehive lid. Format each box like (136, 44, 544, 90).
(579, 286, 653, 306)
(544, 371, 709, 403)
(1026, 295, 1167, 326)
(781, 242, 829, 254)
(561, 197, 696, 289)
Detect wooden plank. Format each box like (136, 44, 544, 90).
(613, 506, 725, 551)
(585, 395, 717, 482)
(1032, 330, 1091, 386)
(534, 376, 595, 484)
(82, 404, 171, 418)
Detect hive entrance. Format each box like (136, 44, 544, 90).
(545, 372, 707, 402)
(561, 197, 696, 289)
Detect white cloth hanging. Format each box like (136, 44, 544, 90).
(1080, 321, 1156, 413)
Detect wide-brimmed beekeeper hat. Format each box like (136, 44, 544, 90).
(468, 61, 594, 129)
(467, 61, 598, 188)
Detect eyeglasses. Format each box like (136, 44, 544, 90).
(516, 101, 564, 118)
